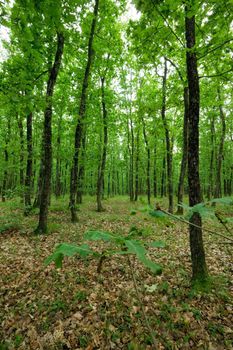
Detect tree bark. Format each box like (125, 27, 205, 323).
(2, 119, 10, 202)
(69, 0, 99, 222)
(214, 88, 226, 198)
(185, 4, 208, 282)
(153, 142, 157, 198)
(16, 113, 24, 201)
(161, 58, 173, 213)
(24, 112, 33, 211)
(35, 32, 64, 234)
(177, 87, 189, 214)
(141, 116, 151, 205)
(207, 115, 215, 200)
(97, 76, 108, 211)
(127, 116, 134, 201)
(134, 129, 139, 201)
(76, 133, 86, 204)
(55, 114, 62, 198)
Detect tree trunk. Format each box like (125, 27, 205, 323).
(185, 4, 208, 282)
(97, 76, 108, 212)
(134, 129, 139, 201)
(76, 133, 86, 204)
(153, 142, 157, 198)
(127, 116, 134, 202)
(161, 58, 173, 213)
(214, 88, 226, 198)
(69, 0, 99, 222)
(177, 87, 189, 214)
(33, 161, 43, 208)
(35, 32, 64, 234)
(55, 114, 62, 198)
(207, 115, 215, 200)
(16, 114, 24, 201)
(24, 112, 33, 212)
(161, 153, 166, 197)
(2, 119, 10, 202)
(141, 116, 151, 205)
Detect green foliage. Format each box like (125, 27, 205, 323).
(44, 243, 96, 268)
(179, 197, 233, 220)
(45, 229, 164, 275)
(149, 210, 167, 218)
(0, 214, 21, 234)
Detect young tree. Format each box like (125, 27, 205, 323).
(185, 1, 208, 281)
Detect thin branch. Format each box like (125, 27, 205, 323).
(165, 56, 184, 82)
(33, 69, 49, 83)
(199, 68, 233, 79)
(160, 209, 233, 242)
(152, 5, 185, 48)
(198, 38, 233, 60)
(215, 212, 232, 235)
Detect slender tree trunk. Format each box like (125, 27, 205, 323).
(55, 114, 62, 198)
(127, 116, 134, 201)
(97, 76, 108, 211)
(185, 4, 208, 282)
(70, 0, 99, 222)
(177, 87, 189, 214)
(214, 88, 226, 198)
(141, 116, 151, 205)
(77, 133, 86, 204)
(35, 32, 64, 234)
(134, 129, 139, 201)
(2, 119, 10, 202)
(153, 142, 157, 198)
(161, 153, 166, 197)
(207, 115, 215, 200)
(16, 114, 24, 201)
(33, 161, 43, 208)
(24, 112, 33, 211)
(161, 58, 173, 213)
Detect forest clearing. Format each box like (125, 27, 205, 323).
(0, 0, 233, 349)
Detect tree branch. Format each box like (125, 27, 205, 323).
(160, 208, 233, 242)
(198, 38, 233, 60)
(199, 68, 233, 79)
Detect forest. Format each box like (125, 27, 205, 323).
(0, 0, 232, 349)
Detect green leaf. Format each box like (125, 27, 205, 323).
(138, 256, 162, 275)
(125, 240, 162, 275)
(210, 197, 233, 205)
(84, 230, 114, 241)
(125, 239, 146, 256)
(149, 210, 167, 218)
(44, 243, 94, 267)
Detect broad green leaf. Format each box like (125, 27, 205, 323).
(84, 230, 114, 242)
(125, 240, 162, 274)
(210, 197, 233, 205)
(44, 243, 94, 267)
(125, 239, 146, 257)
(149, 210, 167, 218)
(138, 256, 162, 275)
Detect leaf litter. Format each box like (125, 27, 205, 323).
(0, 198, 232, 349)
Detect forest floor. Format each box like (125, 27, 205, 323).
(0, 196, 232, 350)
